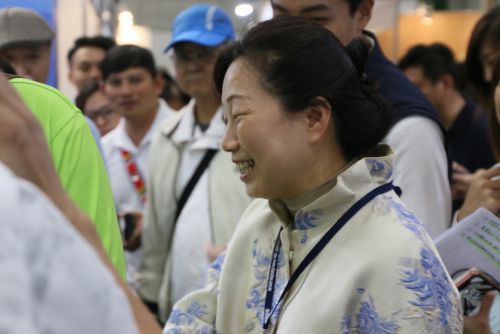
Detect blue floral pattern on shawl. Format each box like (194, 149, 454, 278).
(366, 158, 393, 182)
(168, 300, 207, 325)
(341, 294, 399, 334)
(294, 209, 322, 244)
(245, 238, 287, 331)
(165, 255, 227, 334)
(399, 247, 456, 333)
(342, 190, 460, 333)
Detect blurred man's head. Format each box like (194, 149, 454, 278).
(270, 0, 373, 45)
(398, 43, 462, 113)
(0, 7, 53, 82)
(166, 4, 235, 99)
(67, 36, 115, 92)
(100, 45, 163, 119)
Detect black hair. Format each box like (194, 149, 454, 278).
(464, 6, 500, 107)
(157, 67, 191, 106)
(67, 36, 115, 65)
(75, 80, 100, 112)
(0, 58, 16, 75)
(347, 0, 364, 15)
(100, 44, 157, 81)
(214, 16, 391, 161)
(398, 43, 463, 90)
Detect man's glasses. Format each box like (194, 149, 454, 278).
(86, 106, 116, 122)
(172, 47, 218, 64)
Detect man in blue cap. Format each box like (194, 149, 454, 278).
(136, 4, 251, 322)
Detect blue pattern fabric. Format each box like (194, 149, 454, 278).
(341, 294, 400, 334)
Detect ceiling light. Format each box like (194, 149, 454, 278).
(118, 10, 134, 27)
(235, 3, 254, 17)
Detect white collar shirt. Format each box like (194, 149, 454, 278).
(102, 99, 174, 214)
(102, 99, 175, 286)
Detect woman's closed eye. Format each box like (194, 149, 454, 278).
(232, 106, 253, 120)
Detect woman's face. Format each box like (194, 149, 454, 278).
(221, 58, 313, 200)
(480, 41, 500, 82)
(494, 82, 500, 125)
(84, 90, 120, 136)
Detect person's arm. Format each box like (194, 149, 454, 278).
(11, 77, 126, 277)
(385, 116, 451, 237)
(163, 254, 224, 333)
(0, 74, 161, 334)
(457, 166, 500, 221)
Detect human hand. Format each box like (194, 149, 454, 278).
(463, 292, 496, 334)
(0, 74, 63, 199)
(451, 161, 474, 200)
(457, 166, 500, 221)
(205, 242, 226, 262)
(122, 211, 144, 251)
(0, 74, 161, 333)
(0, 74, 99, 232)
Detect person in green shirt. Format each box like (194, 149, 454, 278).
(10, 77, 126, 277)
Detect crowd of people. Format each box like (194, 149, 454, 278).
(0, 0, 498, 333)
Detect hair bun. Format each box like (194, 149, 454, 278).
(346, 36, 372, 78)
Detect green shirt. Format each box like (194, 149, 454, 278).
(11, 78, 126, 278)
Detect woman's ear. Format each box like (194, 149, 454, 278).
(305, 97, 333, 144)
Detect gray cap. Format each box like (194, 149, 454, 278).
(0, 7, 54, 52)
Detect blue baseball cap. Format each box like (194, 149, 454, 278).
(165, 4, 235, 52)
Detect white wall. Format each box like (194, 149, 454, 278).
(151, 30, 174, 76)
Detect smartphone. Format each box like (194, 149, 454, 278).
(454, 268, 500, 316)
(123, 213, 136, 241)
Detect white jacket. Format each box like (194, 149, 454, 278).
(136, 109, 251, 321)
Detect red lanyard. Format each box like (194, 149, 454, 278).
(120, 149, 146, 205)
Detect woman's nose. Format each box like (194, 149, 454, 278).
(221, 123, 239, 152)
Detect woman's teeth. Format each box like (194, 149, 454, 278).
(236, 160, 255, 173)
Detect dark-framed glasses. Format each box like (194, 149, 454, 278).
(172, 46, 218, 64)
(86, 106, 116, 122)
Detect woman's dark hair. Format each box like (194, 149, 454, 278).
(464, 6, 500, 107)
(75, 80, 100, 112)
(489, 60, 500, 161)
(214, 16, 391, 160)
(100, 45, 157, 81)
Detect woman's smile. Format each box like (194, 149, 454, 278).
(234, 159, 255, 181)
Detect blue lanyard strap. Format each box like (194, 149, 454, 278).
(262, 181, 396, 330)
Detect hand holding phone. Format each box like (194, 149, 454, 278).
(454, 268, 500, 316)
(120, 211, 143, 251)
(124, 213, 136, 241)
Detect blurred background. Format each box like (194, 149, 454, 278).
(1, 0, 498, 98)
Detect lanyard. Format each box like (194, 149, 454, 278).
(262, 181, 396, 330)
(120, 149, 147, 205)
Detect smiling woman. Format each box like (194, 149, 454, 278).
(163, 16, 463, 334)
